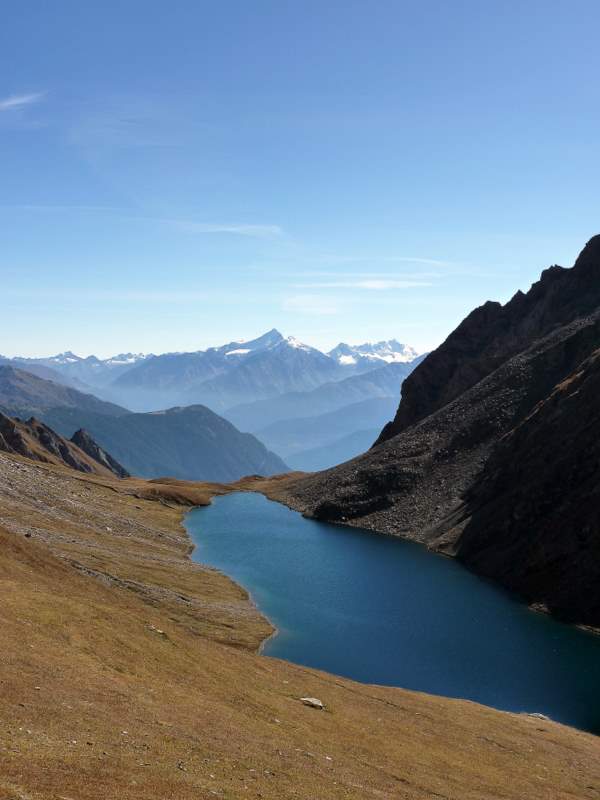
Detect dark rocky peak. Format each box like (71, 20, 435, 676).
(573, 233, 600, 271)
(71, 428, 130, 478)
(377, 235, 600, 443)
(0, 413, 127, 478)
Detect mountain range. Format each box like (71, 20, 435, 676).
(0, 366, 286, 482)
(3, 334, 422, 471)
(279, 235, 600, 629)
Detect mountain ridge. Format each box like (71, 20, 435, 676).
(3, 330, 422, 415)
(0, 412, 128, 478)
(0, 367, 288, 482)
(279, 235, 600, 627)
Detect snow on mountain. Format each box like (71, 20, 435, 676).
(46, 351, 83, 365)
(329, 340, 420, 366)
(104, 353, 150, 366)
(211, 328, 284, 357)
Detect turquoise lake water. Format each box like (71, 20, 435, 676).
(186, 492, 600, 733)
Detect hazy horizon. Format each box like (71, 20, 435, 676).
(1, 327, 424, 361)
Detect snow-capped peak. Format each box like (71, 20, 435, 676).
(49, 351, 82, 364)
(213, 329, 284, 357)
(329, 339, 420, 365)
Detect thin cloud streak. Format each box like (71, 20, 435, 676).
(312, 254, 454, 267)
(0, 92, 45, 111)
(2, 287, 208, 303)
(168, 220, 284, 238)
(296, 279, 433, 290)
(0, 204, 128, 212)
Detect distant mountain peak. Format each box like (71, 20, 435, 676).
(245, 328, 285, 348)
(329, 340, 419, 366)
(50, 351, 82, 364)
(216, 328, 284, 357)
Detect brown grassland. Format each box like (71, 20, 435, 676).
(0, 452, 598, 799)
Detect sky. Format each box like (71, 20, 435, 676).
(1, 0, 599, 358)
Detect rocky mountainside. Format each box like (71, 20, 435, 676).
(377, 238, 600, 443)
(0, 412, 128, 478)
(70, 428, 130, 478)
(282, 235, 600, 627)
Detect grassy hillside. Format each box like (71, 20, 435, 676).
(0, 452, 598, 799)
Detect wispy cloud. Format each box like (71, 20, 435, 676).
(0, 92, 45, 111)
(296, 279, 432, 290)
(2, 286, 208, 304)
(0, 204, 127, 212)
(169, 220, 284, 239)
(311, 254, 454, 267)
(283, 294, 340, 316)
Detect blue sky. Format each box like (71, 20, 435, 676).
(2, 0, 599, 357)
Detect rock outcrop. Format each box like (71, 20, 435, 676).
(70, 428, 130, 478)
(0, 412, 128, 478)
(282, 236, 600, 627)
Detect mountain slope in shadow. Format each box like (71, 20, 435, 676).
(282, 235, 600, 627)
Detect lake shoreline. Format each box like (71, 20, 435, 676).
(185, 489, 600, 734)
(247, 475, 600, 638)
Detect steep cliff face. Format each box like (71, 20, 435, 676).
(452, 347, 600, 627)
(70, 428, 130, 478)
(282, 236, 600, 627)
(377, 235, 600, 443)
(0, 413, 127, 478)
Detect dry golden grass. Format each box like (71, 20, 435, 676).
(0, 453, 598, 799)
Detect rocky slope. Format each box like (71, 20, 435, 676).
(70, 427, 130, 478)
(0, 412, 128, 478)
(281, 236, 600, 627)
(452, 345, 600, 627)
